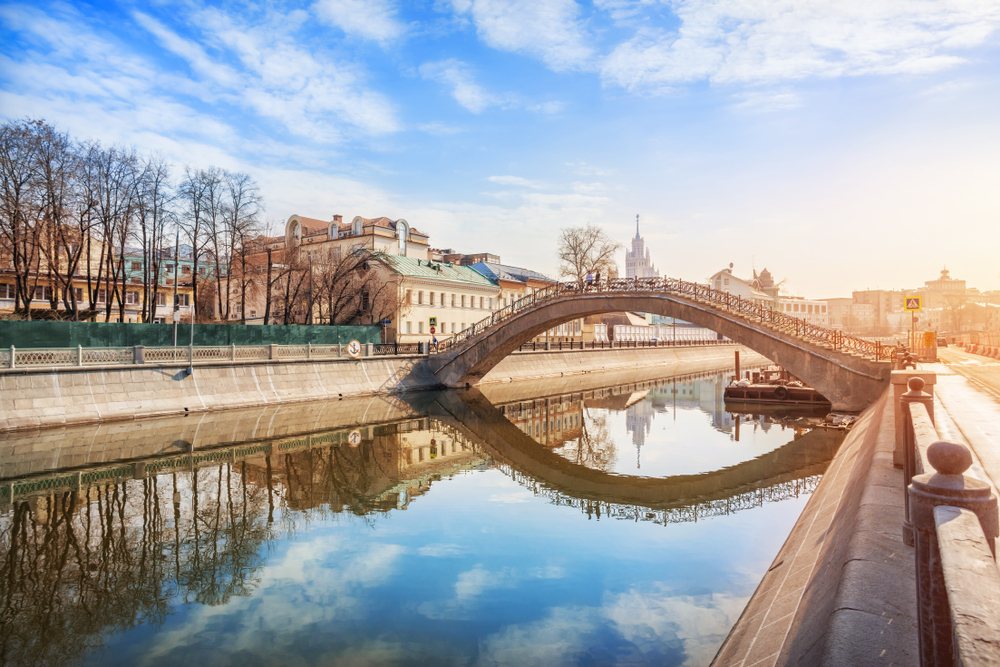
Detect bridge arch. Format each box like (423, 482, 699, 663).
(428, 290, 890, 411)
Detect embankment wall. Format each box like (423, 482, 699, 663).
(0, 344, 755, 432)
(711, 387, 917, 667)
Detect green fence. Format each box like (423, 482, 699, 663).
(0, 321, 381, 348)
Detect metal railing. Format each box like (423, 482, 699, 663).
(1, 341, 429, 371)
(899, 375, 1000, 667)
(513, 338, 731, 352)
(434, 277, 891, 361)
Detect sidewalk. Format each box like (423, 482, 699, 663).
(927, 347, 1000, 497)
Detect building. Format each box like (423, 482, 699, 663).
(469, 261, 585, 343)
(379, 255, 500, 342)
(709, 265, 828, 327)
(0, 230, 195, 324)
(625, 216, 659, 279)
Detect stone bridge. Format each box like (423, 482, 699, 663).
(428, 278, 893, 411)
(430, 389, 844, 510)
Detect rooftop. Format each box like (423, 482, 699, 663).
(381, 255, 496, 287)
(469, 261, 555, 286)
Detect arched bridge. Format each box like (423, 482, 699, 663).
(428, 278, 893, 411)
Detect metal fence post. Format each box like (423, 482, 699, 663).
(188, 344, 194, 365)
(909, 441, 999, 667)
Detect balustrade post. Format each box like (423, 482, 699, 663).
(306, 342, 311, 360)
(134, 345, 144, 365)
(9, 345, 14, 369)
(900, 376, 935, 545)
(896, 373, 936, 468)
(77, 345, 83, 367)
(269, 344, 279, 360)
(909, 441, 999, 667)
(231, 344, 236, 361)
(188, 344, 194, 365)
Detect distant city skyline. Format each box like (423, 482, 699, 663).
(2, 1, 998, 297)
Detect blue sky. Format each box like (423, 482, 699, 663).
(2, 0, 999, 296)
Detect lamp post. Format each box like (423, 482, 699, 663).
(172, 228, 180, 347)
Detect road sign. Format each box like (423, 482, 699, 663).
(381, 319, 392, 326)
(348, 429, 362, 447)
(429, 326, 435, 334)
(429, 317, 437, 326)
(346, 339, 362, 359)
(904, 296, 923, 312)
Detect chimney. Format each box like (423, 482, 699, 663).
(332, 214, 342, 224)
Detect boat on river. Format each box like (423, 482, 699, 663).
(724, 366, 831, 407)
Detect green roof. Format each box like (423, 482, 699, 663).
(382, 255, 497, 287)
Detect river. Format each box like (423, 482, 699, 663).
(0, 363, 844, 667)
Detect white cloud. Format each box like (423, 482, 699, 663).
(419, 59, 498, 113)
(487, 175, 547, 189)
(313, 0, 406, 42)
(731, 89, 802, 112)
(600, 0, 1000, 93)
(417, 543, 467, 557)
(453, 0, 593, 71)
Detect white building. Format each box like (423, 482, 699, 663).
(709, 265, 828, 326)
(625, 216, 659, 279)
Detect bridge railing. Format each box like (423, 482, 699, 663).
(899, 376, 1000, 667)
(435, 276, 891, 361)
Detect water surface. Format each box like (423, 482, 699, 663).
(0, 367, 842, 667)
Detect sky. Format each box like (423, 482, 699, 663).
(1, 0, 999, 297)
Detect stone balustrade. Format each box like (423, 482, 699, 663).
(899, 375, 1000, 667)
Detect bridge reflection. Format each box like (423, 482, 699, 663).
(0, 372, 845, 667)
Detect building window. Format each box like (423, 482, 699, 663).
(181, 266, 191, 275)
(156, 293, 166, 306)
(125, 291, 139, 305)
(130, 261, 142, 271)
(406, 322, 412, 334)
(451, 323, 455, 333)
(406, 290, 412, 304)
(479, 297, 484, 309)
(74, 288, 83, 302)
(418, 291, 423, 305)
(165, 264, 173, 273)
(461, 295, 466, 308)
(430, 292, 435, 306)
(177, 294, 190, 307)
(808, 304, 813, 314)
(199, 267, 205, 275)
(418, 321, 424, 334)
(822, 305, 827, 313)
(441, 292, 446, 307)
(97, 289, 106, 303)
(489, 298, 493, 309)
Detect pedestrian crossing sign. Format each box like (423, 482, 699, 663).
(904, 296, 922, 312)
(429, 317, 437, 326)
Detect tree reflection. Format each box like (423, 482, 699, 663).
(556, 408, 618, 471)
(0, 432, 441, 667)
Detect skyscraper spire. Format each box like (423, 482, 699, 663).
(635, 214, 640, 238)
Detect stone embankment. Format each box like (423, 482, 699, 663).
(0, 344, 756, 431)
(711, 387, 918, 667)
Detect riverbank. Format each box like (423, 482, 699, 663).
(711, 386, 918, 667)
(0, 344, 756, 431)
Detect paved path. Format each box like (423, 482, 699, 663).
(929, 347, 1000, 495)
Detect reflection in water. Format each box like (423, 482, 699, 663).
(0, 367, 844, 667)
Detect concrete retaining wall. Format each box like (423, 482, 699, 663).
(711, 387, 918, 667)
(1, 344, 757, 432)
(484, 343, 753, 384)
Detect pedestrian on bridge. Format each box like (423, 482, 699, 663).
(586, 272, 593, 289)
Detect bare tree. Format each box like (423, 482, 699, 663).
(557, 223, 622, 285)
(0, 120, 45, 318)
(222, 171, 262, 323)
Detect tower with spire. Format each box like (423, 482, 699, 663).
(625, 214, 660, 279)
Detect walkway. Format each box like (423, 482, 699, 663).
(932, 347, 1000, 496)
